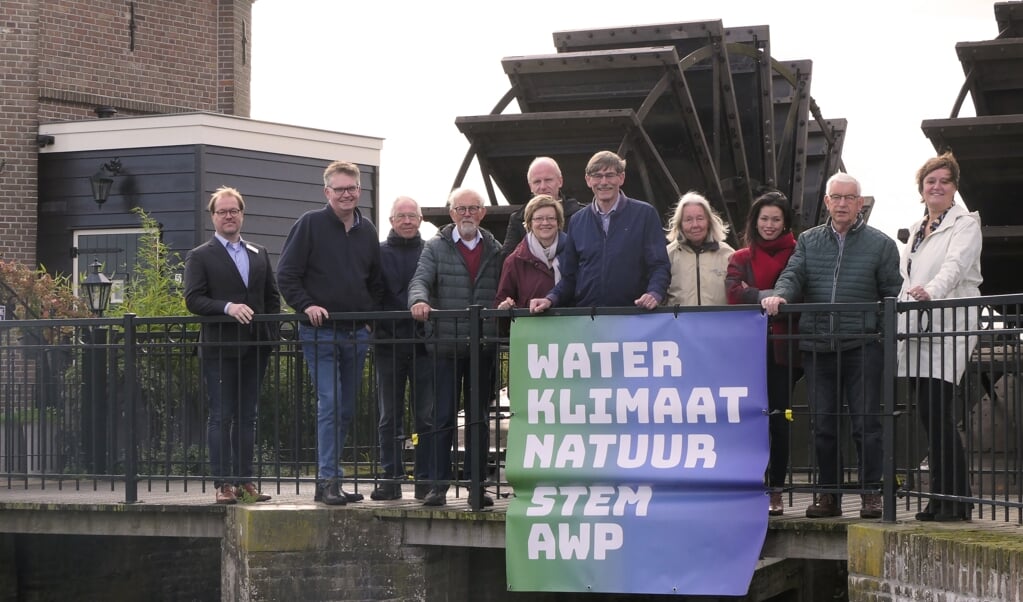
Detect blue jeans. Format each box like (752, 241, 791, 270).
(375, 343, 435, 481)
(430, 348, 495, 488)
(802, 342, 883, 497)
(202, 349, 270, 488)
(299, 324, 370, 481)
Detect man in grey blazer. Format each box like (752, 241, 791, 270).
(184, 186, 281, 504)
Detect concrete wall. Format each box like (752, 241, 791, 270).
(848, 523, 1023, 601)
(0, 532, 220, 600)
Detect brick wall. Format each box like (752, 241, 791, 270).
(0, 0, 252, 266)
(0, 0, 42, 266)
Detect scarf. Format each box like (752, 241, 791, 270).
(749, 232, 796, 290)
(526, 232, 561, 284)
(908, 203, 953, 276)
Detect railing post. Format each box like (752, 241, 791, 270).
(122, 313, 139, 504)
(467, 304, 484, 511)
(881, 297, 898, 522)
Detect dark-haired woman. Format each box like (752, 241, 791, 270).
(726, 191, 802, 516)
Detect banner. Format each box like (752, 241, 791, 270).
(505, 311, 768, 596)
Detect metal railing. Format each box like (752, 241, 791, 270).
(1, 296, 1020, 520)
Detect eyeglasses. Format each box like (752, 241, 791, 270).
(329, 185, 361, 196)
(451, 205, 482, 215)
(392, 213, 421, 221)
(828, 193, 860, 203)
(587, 171, 622, 181)
(531, 216, 558, 223)
(213, 209, 242, 217)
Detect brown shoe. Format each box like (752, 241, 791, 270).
(236, 482, 271, 502)
(215, 483, 237, 505)
(805, 494, 842, 518)
(769, 492, 784, 516)
(860, 494, 882, 519)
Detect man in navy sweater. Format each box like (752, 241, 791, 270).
(371, 196, 435, 501)
(529, 150, 670, 311)
(277, 160, 383, 506)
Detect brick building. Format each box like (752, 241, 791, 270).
(1, 0, 255, 266)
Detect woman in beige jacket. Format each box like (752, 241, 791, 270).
(664, 191, 734, 306)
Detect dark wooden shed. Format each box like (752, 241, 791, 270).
(37, 113, 382, 295)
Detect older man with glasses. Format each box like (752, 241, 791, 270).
(529, 150, 669, 312)
(408, 188, 502, 507)
(371, 196, 436, 502)
(762, 172, 902, 520)
(277, 160, 384, 506)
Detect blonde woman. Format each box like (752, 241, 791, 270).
(664, 191, 734, 306)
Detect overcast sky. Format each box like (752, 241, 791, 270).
(250, 0, 997, 241)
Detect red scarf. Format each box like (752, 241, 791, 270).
(749, 232, 796, 290)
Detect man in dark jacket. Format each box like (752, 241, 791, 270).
(409, 188, 501, 508)
(277, 160, 383, 506)
(184, 186, 280, 505)
(529, 150, 670, 311)
(371, 196, 435, 502)
(762, 172, 902, 520)
(501, 156, 585, 259)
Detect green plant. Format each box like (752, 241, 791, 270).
(108, 207, 188, 318)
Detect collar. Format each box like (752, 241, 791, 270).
(214, 233, 244, 248)
(451, 227, 482, 247)
(591, 192, 625, 216)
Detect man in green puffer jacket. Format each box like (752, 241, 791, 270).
(762, 172, 902, 521)
(409, 188, 501, 508)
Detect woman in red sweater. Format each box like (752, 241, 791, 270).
(726, 191, 803, 516)
(496, 195, 567, 309)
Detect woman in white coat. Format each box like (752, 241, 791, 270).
(897, 152, 982, 522)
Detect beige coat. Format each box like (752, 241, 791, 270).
(664, 239, 734, 306)
(896, 203, 983, 384)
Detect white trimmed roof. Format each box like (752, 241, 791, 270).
(39, 112, 382, 166)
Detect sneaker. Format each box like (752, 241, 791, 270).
(215, 483, 237, 505)
(370, 482, 403, 501)
(805, 494, 842, 518)
(236, 482, 271, 502)
(769, 492, 784, 516)
(860, 494, 882, 519)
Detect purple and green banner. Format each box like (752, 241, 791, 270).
(505, 311, 769, 596)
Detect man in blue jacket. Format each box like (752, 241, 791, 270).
(762, 172, 902, 520)
(529, 150, 669, 311)
(277, 160, 383, 506)
(372, 196, 435, 502)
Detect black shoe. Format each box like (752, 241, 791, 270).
(423, 487, 448, 507)
(316, 479, 346, 506)
(414, 483, 432, 501)
(934, 504, 972, 522)
(915, 502, 936, 522)
(370, 482, 402, 501)
(339, 488, 364, 503)
(474, 488, 494, 507)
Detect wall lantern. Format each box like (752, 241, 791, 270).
(82, 259, 113, 317)
(90, 158, 123, 208)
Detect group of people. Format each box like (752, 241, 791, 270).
(183, 149, 982, 522)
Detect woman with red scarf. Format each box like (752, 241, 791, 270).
(726, 191, 803, 516)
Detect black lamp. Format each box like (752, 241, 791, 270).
(90, 158, 122, 208)
(82, 259, 113, 317)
